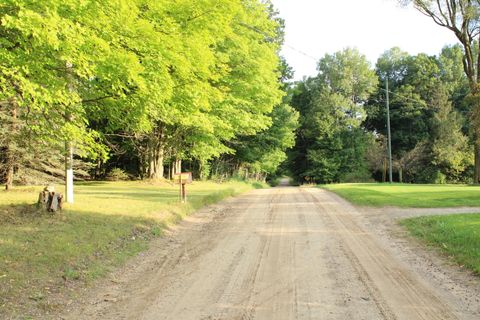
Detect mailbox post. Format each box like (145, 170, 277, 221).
(173, 172, 192, 203)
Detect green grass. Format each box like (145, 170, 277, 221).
(0, 180, 261, 316)
(401, 214, 480, 274)
(322, 183, 480, 208)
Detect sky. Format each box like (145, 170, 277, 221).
(270, 0, 459, 80)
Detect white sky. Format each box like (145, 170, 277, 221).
(271, 0, 459, 80)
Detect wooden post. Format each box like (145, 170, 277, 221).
(383, 158, 387, 183)
(182, 183, 186, 203)
(179, 173, 182, 202)
(174, 172, 191, 203)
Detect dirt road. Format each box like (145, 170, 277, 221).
(65, 187, 479, 320)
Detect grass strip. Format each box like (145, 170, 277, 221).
(400, 214, 480, 275)
(322, 183, 480, 208)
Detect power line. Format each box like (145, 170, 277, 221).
(240, 20, 439, 109)
(385, 79, 393, 183)
(283, 44, 318, 61)
(238, 21, 318, 62)
(379, 88, 438, 109)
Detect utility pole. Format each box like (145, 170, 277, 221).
(386, 77, 393, 183)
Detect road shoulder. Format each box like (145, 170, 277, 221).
(321, 188, 480, 319)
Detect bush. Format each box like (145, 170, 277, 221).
(251, 181, 266, 189)
(433, 171, 447, 184)
(268, 177, 280, 187)
(339, 168, 374, 183)
(106, 168, 130, 181)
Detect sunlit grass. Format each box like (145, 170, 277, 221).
(401, 214, 480, 274)
(322, 183, 480, 207)
(0, 180, 260, 316)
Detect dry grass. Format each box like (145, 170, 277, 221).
(0, 180, 261, 318)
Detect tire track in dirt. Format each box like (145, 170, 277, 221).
(294, 189, 384, 320)
(304, 188, 459, 320)
(60, 187, 474, 320)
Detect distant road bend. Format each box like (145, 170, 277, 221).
(67, 187, 477, 320)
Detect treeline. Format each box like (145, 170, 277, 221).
(289, 46, 473, 184)
(0, 0, 298, 188)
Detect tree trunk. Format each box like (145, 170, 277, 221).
(475, 143, 480, 184)
(65, 140, 74, 203)
(148, 145, 165, 179)
(399, 166, 403, 183)
(147, 125, 165, 180)
(173, 158, 182, 175)
(151, 145, 164, 179)
(473, 88, 480, 184)
(382, 158, 387, 183)
(5, 98, 17, 191)
(5, 164, 13, 191)
(472, 100, 480, 184)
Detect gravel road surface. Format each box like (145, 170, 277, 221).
(63, 187, 479, 320)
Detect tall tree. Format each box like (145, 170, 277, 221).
(1, 0, 113, 191)
(1, 0, 286, 186)
(367, 47, 472, 182)
(289, 48, 378, 183)
(431, 85, 472, 181)
(404, 0, 480, 182)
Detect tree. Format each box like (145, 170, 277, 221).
(233, 102, 299, 179)
(1, 0, 112, 193)
(288, 78, 318, 183)
(369, 51, 441, 154)
(405, 0, 480, 182)
(289, 48, 378, 183)
(138, 0, 285, 179)
(0, 97, 18, 190)
(430, 86, 472, 181)
(367, 47, 472, 182)
(1, 0, 287, 187)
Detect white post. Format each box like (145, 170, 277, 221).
(65, 144, 74, 203)
(65, 61, 74, 203)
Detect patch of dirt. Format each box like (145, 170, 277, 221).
(23, 187, 480, 319)
(355, 202, 480, 319)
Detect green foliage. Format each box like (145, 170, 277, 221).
(0, 0, 288, 185)
(430, 86, 473, 181)
(106, 168, 130, 181)
(289, 48, 378, 183)
(401, 214, 480, 274)
(406, 0, 480, 183)
(232, 103, 299, 176)
(365, 47, 472, 183)
(287, 44, 473, 185)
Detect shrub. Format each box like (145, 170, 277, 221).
(106, 168, 130, 181)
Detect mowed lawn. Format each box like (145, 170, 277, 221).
(322, 183, 480, 208)
(401, 214, 480, 275)
(0, 180, 259, 316)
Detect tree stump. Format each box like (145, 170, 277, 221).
(37, 186, 63, 212)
